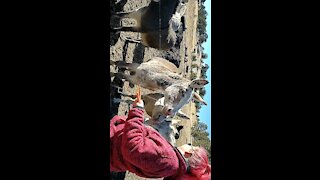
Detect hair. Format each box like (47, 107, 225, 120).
(181, 147, 211, 180)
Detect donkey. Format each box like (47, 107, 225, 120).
(111, 0, 187, 50)
(112, 92, 207, 120)
(146, 94, 186, 146)
(110, 57, 209, 118)
(145, 117, 182, 146)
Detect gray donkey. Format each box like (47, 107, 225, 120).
(110, 57, 208, 118)
(145, 117, 182, 146)
(113, 92, 207, 120)
(143, 94, 187, 146)
(112, 0, 188, 50)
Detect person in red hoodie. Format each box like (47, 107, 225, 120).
(110, 95, 211, 180)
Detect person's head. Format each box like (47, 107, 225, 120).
(178, 144, 211, 180)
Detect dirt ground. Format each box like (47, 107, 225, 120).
(110, 0, 200, 179)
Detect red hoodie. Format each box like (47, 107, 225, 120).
(110, 107, 188, 179)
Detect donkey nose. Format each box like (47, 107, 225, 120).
(176, 125, 184, 132)
(166, 108, 174, 115)
(175, 133, 180, 139)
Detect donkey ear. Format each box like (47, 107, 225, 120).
(177, 110, 190, 120)
(192, 92, 207, 105)
(189, 79, 209, 88)
(154, 97, 165, 106)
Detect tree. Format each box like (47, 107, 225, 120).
(202, 53, 208, 59)
(194, 101, 201, 110)
(197, 3, 208, 44)
(191, 121, 211, 164)
(199, 87, 206, 97)
(201, 74, 207, 79)
(201, 65, 208, 79)
(199, 33, 208, 43)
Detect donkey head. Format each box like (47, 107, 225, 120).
(159, 118, 181, 144)
(145, 117, 181, 145)
(162, 79, 208, 116)
(170, 119, 182, 139)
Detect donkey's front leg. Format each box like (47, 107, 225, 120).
(110, 72, 137, 87)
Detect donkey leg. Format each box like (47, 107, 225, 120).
(111, 72, 138, 87)
(116, 61, 140, 72)
(110, 72, 127, 80)
(110, 59, 128, 67)
(110, 60, 139, 71)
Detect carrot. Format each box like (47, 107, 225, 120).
(136, 85, 141, 102)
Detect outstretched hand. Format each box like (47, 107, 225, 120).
(132, 85, 144, 108)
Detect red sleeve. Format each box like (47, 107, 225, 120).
(121, 107, 179, 178)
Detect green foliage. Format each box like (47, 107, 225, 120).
(195, 101, 201, 110)
(202, 53, 208, 59)
(197, 3, 208, 44)
(190, 1, 211, 164)
(200, 64, 209, 79)
(201, 74, 207, 79)
(199, 87, 206, 97)
(191, 121, 211, 164)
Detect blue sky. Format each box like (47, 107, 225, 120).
(198, 0, 212, 139)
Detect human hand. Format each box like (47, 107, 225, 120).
(132, 85, 144, 108)
(132, 99, 144, 108)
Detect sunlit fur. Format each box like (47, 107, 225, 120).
(145, 118, 181, 146)
(110, 57, 208, 119)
